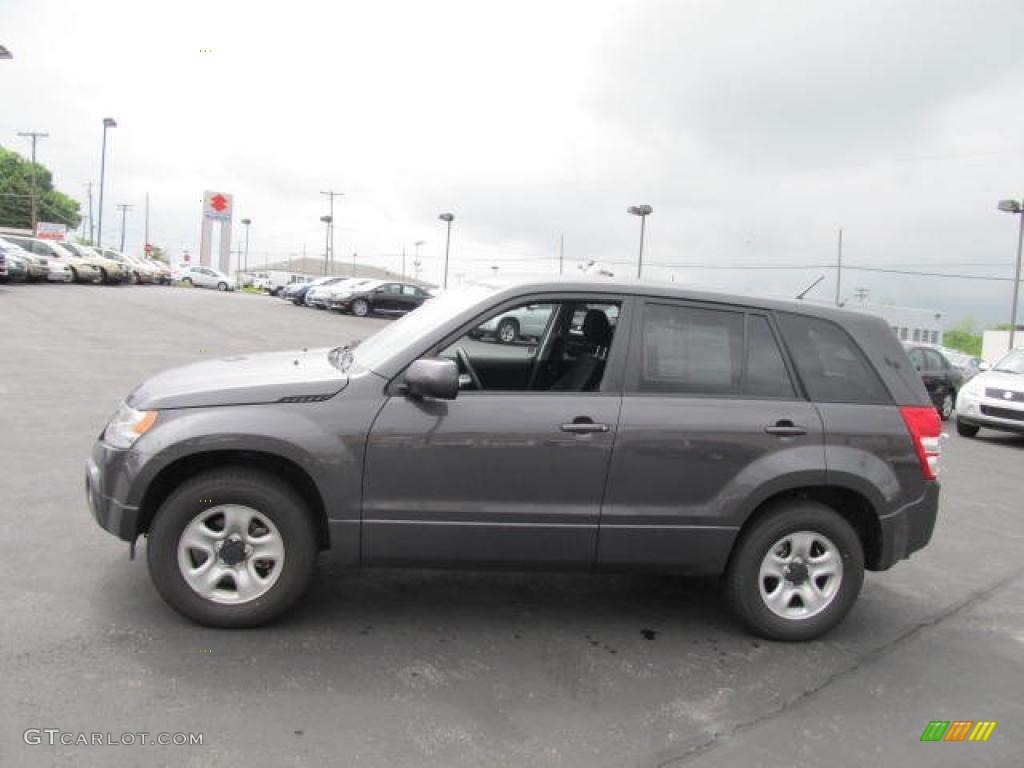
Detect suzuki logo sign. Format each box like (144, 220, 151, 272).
(203, 191, 233, 220)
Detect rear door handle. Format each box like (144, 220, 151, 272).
(560, 419, 609, 434)
(764, 421, 807, 437)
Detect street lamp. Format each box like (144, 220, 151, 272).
(997, 199, 1024, 352)
(438, 213, 454, 289)
(97, 117, 117, 248)
(319, 215, 332, 275)
(240, 218, 252, 274)
(627, 204, 653, 279)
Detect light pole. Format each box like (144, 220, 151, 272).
(17, 131, 48, 230)
(438, 213, 454, 289)
(319, 215, 332, 275)
(97, 117, 117, 248)
(998, 199, 1024, 352)
(627, 204, 653, 279)
(240, 218, 252, 274)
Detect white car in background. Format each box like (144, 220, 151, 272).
(179, 265, 238, 291)
(956, 348, 1024, 438)
(304, 276, 361, 308)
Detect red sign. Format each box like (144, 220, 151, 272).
(210, 194, 228, 213)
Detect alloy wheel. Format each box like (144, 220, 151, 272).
(758, 530, 843, 620)
(177, 505, 285, 605)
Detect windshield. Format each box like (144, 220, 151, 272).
(351, 283, 499, 372)
(993, 349, 1024, 374)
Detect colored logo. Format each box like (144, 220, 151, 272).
(210, 194, 228, 212)
(920, 721, 996, 742)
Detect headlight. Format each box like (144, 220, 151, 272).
(103, 403, 158, 448)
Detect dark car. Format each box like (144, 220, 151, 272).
(328, 280, 431, 317)
(86, 279, 940, 641)
(903, 344, 963, 421)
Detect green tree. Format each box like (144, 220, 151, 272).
(944, 317, 982, 356)
(0, 145, 81, 230)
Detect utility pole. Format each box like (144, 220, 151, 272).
(116, 204, 133, 251)
(413, 240, 424, 282)
(320, 190, 343, 270)
(853, 287, 870, 303)
(85, 183, 94, 244)
(835, 228, 843, 306)
(17, 130, 49, 230)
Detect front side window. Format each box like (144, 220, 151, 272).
(924, 349, 947, 371)
(438, 299, 621, 392)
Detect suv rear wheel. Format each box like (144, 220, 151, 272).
(956, 419, 979, 438)
(725, 501, 864, 641)
(147, 468, 318, 627)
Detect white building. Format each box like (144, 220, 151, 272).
(849, 303, 944, 346)
(981, 329, 1024, 363)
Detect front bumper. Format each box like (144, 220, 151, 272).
(956, 396, 1024, 434)
(85, 440, 142, 542)
(874, 481, 940, 570)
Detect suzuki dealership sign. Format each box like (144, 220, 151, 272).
(203, 191, 233, 220)
(35, 221, 67, 240)
(199, 190, 234, 271)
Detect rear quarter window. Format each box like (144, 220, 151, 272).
(777, 313, 892, 404)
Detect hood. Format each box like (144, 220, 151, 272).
(969, 370, 1024, 392)
(127, 347, 349, 410)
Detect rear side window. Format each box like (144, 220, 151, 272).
(777, 313, 891, 404)
(636, 304, 744, 394)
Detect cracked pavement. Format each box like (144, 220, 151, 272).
(2, 285, 1021, 767)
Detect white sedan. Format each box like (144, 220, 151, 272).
(178, 266, 237, 291)
(955, 348, 1024, 437)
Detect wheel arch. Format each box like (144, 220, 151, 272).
(730, 484, 884, 571)
(137, 450, 330, 549)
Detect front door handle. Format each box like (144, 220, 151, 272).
(764, 420, 807, 437)
(560, 418, 609, 434)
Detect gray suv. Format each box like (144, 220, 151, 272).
(86, 279, 941, 640)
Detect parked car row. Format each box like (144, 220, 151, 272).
(278, 276, 432, 316)
(0, 235, 171, 285)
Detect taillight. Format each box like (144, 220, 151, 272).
(900, 406, 942, 480)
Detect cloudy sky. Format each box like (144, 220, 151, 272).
(2, 0, 1023, 324)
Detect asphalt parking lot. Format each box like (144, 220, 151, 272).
(1, 283, 1022, 768)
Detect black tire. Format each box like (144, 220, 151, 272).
(146, 468, 318, 628)
(939, 392, 955, 422)
(182, 277, 193, 287)
(956, 419, 980, 438)
(497, 318, 519, 344)
(217, 281, 228, 291)
(725, 500, 864, 641)
(352, 298, 370, 317)
(129, 271, 140, 285)
(98, 267, 109, 284)
(69, 267, 79, 283)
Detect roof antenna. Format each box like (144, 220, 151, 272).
(796, 274, 825, 300)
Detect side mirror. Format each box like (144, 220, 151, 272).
(978, 361, 990, 372)
(404, 358, 459, 400)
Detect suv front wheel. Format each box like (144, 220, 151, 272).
(147, 468, 318, 627)
(725, 501, 864, 641)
